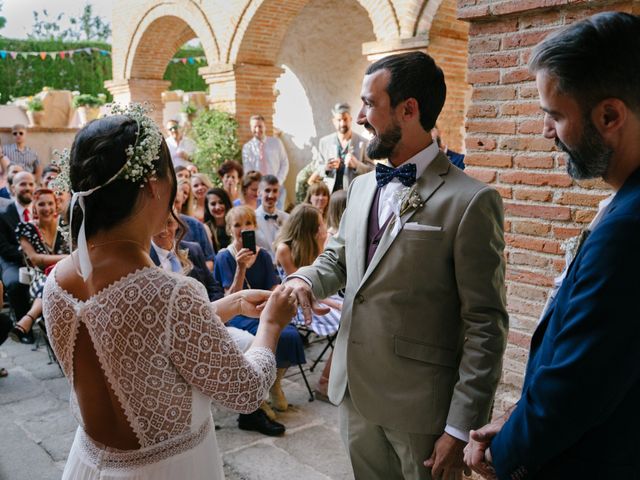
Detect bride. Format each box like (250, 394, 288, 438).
(43, 105, 297, 479)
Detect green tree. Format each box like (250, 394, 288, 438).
(28, 4, 111, 42)
(191, 109, 241, 181)
(0, 1, 7, 32)
(29, 10, 69, 41)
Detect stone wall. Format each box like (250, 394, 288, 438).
(458, 0, 631, 413)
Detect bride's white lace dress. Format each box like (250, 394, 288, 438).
(42, 266, 276, 479)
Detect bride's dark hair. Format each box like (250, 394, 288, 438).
(69, 115, 176, 241)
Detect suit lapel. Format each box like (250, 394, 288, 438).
(358, 153, 449, 289)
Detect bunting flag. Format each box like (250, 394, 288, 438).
(0, 47, 206, 65)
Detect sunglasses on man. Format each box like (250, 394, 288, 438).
(12, 131, 25, 136)
(168, 126, 179, 132)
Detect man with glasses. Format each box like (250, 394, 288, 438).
(165, 119, 196, 168)
(3, 124, 42, 183)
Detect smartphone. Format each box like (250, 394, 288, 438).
(241, 230, 256, 254)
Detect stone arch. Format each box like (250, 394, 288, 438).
(228, 0, 400, 66)
(120, 2, 220, 81)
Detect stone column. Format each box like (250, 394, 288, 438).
(361, 36, 430, 62)
(200, 63, 284, 144)
(104, 79, 171, 127)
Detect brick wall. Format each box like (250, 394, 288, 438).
(459, 0, 630, 412)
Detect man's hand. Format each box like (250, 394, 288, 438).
(326, 158, 341, 171)
(424, 432, 470, 480)
(463, 417, 506, 479)
(285, 277, 330, 325)
(344, 153, 361, 170)
(236, 289, 272, 318)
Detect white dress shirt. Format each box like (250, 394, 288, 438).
(242, 136, 289, 184)
(377, 141, 440, 226)
(165, 136, 196, 168)
(255, 205, 289, 263)
(14, 200, 32, 222)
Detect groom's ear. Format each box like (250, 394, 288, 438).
(400, 98, 420, 124)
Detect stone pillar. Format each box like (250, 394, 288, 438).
(200, 63, 284, 145)
(104, 79, 171, 127)
(361, 36, 430, 62)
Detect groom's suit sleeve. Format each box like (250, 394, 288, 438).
(447, 187, 509, 434)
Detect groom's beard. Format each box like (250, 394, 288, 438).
(366, 121, 402, 160)
(557, 116, 613, 180)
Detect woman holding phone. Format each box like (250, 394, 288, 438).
(214, 206, 305, 412)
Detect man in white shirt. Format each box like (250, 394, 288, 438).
(255, 175, 289, 264)
(242, 115, 289, 208)
(165, 120, 196, 168)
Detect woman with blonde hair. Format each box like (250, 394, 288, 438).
(214, 205, 305, 413)
(303, 181, 330, 221)
(178, 178, 194, 217)
(190, 172, 213, 222)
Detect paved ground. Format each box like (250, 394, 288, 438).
(0, 333, 353, 480)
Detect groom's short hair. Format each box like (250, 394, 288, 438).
(365, 51, 446, 133)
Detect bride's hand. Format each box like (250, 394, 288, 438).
(237, 289, 271, 318)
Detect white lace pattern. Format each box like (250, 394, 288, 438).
(43, 267, 275, 451)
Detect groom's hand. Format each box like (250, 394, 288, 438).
(424, 432, 470, 480)
(285, 277, 330, 325)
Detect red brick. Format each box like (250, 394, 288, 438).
(495, 186, 513, 199)
(467, 119, 517, 134)
(511, 220, 551, 236)
(467, 69, 501, 84)
(518, 11, 562, 29)
(508, 251, 551, 269)
(557, 192, 610, 207)
(519, 84, 540, 99)
(513, 154, 554, 169)
(469, 19, 518, 36)
(575, 178, 610, 190)
(469, 37, 501, 53)
(466, 153, 513, 167)
(467, 104, 498, 118)
(499, 136, 555, 152)
(501, 68, 535, 84)
(574, 209, 596, 223)
(502, 30, 550, 49)
(469, 52, 519, 69)
(500, 102, 541, 116)
(465, 168, 496, 183)
(513, 188, 553, 202)
(507, 233, 561, 254)
(500, 171, 573, 187)
(507, 329, 534, 349)
(518, 119, 544, 134)
(466, 136, 497, 151)
(507, 268, 554, 287)
(553, 226, 582, 240)
(505, 202, 572, 221)
(472, 86, 517, 101)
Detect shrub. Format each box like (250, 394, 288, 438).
(191, 109, 240, 183)
(27, 97, 44, 111)
(72, 93, 105, 108)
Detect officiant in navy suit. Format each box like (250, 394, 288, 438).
(465, 12, 640, 480)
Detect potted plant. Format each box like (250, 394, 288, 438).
(73, 93, 106, 125)
(26, 97, 44, 127)
(179, 102, 198, 125)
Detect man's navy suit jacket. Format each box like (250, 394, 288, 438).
(491, 169, 640, 479)
(150, 240, 223, 302)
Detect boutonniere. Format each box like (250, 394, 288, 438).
(390, 185, 425, 235)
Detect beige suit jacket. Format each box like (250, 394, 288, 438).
(297, 152, 508, 435)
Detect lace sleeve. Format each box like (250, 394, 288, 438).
(167, 278, 276, 414)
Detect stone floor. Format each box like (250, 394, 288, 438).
(0, 333, 353, 480)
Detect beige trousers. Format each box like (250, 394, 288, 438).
(339, 391, 438, 480)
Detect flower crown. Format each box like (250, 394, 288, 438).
(51, 103, 162, 194)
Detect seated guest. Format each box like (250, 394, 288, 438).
(174, 164, 191, 182)
(204, 187, 232, 254)
(303, 181, 330, 221)
(237, 170, 261, 209)
(217, 160, 243, 205)
(151, 212, 283, 436)
(0, 282, 13, 377)
(190, 173, 213, 222)
(0, 164, 24, 200)
(0, 171, 34, 332)
(10, 188, 68, 343)
(274, 204, 342, 338)
(41, 164, 61, 188)
(255, 174, 289, 264)
(214, 206, 305, 412)
(431, 125, 465, 170)
(0, 141, 11, 194)
(173, 184, 214, 271)
(178, 178, 195, 217)
(325, 190, 347, 243)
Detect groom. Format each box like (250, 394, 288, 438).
(288, 51, 508, 479)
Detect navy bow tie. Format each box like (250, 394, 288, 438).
(375, 163, 417, 188)
(264, 214, 278, 221)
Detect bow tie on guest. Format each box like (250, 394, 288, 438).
(264, 214, 278, 221)
(375, 162, 417, 188)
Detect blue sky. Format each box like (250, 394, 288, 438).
(2, 1, 113, 39)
